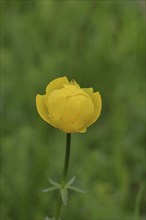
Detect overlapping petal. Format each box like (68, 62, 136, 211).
(62, 96, 83, 123)
(83, 88, 93, 95)
(46, 89, 67, 120)
(88, 92, 102, 126)
(74, 95, 94, 131)
(36, 95, 55, 126)
(46, 76, 69, 96)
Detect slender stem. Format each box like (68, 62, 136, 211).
(55, 133, 71, 220)
(62, 133, 71, 185)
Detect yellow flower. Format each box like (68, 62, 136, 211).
(36, 76, 102, 133)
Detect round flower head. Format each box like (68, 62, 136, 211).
(36, 76, 102, 133)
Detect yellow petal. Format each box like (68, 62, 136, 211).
(69, 79, 80, 88)
(77, 127, 87, 133)
(83, 88, 93, 95)
(74, 96, 94, 130)
(36, 95, 55, 126)
(88, 92, 102, 125)
(63, 84, 88, 97)
(49, 117, 76, 133)
(46, 76, 69, 96)
(62, 96, 83, 123)
(46, 89, 67, 120)
(60, 121, 76, 133)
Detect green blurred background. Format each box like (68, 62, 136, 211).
(1, 1, 145, 220)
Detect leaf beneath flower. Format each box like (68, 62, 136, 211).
(65, 176, 76, 188)
(60, 189, 68, 206)
(44, 217, 61, 220)
(68, 186, 87, 193)
(48, 178, 61, 187)
(42, 186, 59, 192)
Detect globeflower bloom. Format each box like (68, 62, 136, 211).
(36, 76, 102, 133)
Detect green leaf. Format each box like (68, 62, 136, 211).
(60, 189, 68, 206)
(44, 217, 54, 220)
(44, 217, 61, 220)
(48, 178, 60, 187)
(68, 186, 87, 193)
(65, 176, 76, 188)
(42, 186, 59, 192)
(134, 183, 145, 219)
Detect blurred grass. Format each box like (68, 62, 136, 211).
(1, 1, 145, 220)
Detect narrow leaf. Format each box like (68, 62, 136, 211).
(60, 189, 68, 206)
(68, 186, 87, 193)
(42, 186, 59, 192)
(44, 217, 60, 220)
(48, 178, 60, 187)
(65, 176, 76, 188)
(44, 217, 54, 220)
(134, 183, 145, 219)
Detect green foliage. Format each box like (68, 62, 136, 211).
(60, 189, 68, 206)
(1, 1, 145, 220)
(42, 176, 86, 206)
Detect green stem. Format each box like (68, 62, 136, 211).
(134, 183, 144, 220)
(55, 133, 71, 220)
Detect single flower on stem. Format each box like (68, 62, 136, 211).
(36, 76, 102, 220)
(36, 76, 101, 133)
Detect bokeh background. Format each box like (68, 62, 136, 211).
(1, 1, 145, 220)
